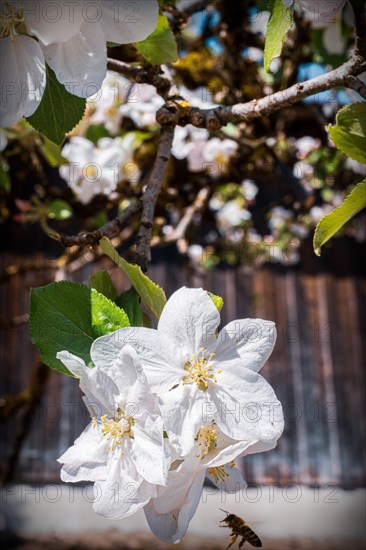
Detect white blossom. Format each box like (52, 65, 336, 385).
(242, 179, 259, 201)
(118, 82, 164, 128)
(216, 201, 251, 233)
(93, 287, 284, 457)
(172, 127, 237, 173)
(57, 345, 169, 519)
(0, 0, 159, 127)
(145, 422, 274, 543)
(88, 71, 130, 134)
(60, 134, 137, 204)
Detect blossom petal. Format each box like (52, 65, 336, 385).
(131, 415, 168, 486)
(144, 469, 205, 543)
(158, 287, 220, 355)
(206, 465, 247, 493)
(99, 0, 159, 44)
(57, 351, 119, 414)
(21, 0, 84, 45)
(42, 21, 107, 98)
(214, 319, 277, 372)
(58, 422, 108, 483)
(91, 328, 183, 393)
(93, 456, 155, 519)
(0, 35, 46, 127)
(208, 369, 284, 442)
(158, 384, 210, 456)
(144, 501, 180, 544)
(204, 438, 260, 468)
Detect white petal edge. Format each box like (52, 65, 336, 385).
(214, 319, 277, 373)
(42, 21, 107, 98)
(91, 327, 183, 393)
(99, 0, 159, 44)
(0, 35, 46, 127)
(20, 0, 84, 45)
(158, 287, 220, 356)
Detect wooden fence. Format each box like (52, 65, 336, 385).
(0, 238, 365, 487)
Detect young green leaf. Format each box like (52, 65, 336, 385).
(208, 292, 224, 311)
(116, 287, 143, 326)
(314, 179, 366, 256)
(264, 0, 293, 73)
(91, 289, 130, 337)
(327, 103, 366, 164)
(135, 14, 178, 65)
(88, 270, 118, 301)
(30, 282, 95, 375)
(40, 137, 68, 167)
(100, 237, 167, 319)
(27, 65, 86, 145)
(47, 200, 73, 220)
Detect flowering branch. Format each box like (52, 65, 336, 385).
(156, 55, 366, 130)
(135, 126, 176, 271)
(58, 201, 142, 248)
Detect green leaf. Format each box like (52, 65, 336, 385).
(88, 270, 118, 301)
(47, 199, 73, 220)
(264, 0, 293, 73)
(208, 292, 224, 311)
(100, 237, 167, 319)
(327, 103, 366, 164)
(40, 137, 68, 167)
(30, 282, 95, 375)
(85, 124, 111, 144)
(91, 289, 130, 337)
(135, 14, 178, 65)
(116, 287, 143, 326)
(313, 180, 366, 256)
(27, 65, 86, 145)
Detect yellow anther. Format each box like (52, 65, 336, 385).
(207, 465, 229, 482)
(195, 425, 218, 458)
(93, 409, 134, 452)
(182, 348, 221, 391)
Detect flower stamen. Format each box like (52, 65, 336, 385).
(195, 425, 218, 458)
(92, 408, 134, 452)
(207, 465, 229, 482)
(182, 348, 218, 391)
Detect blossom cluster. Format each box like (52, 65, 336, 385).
(57, 287, 284, 543)
(0, 0, 159, 127)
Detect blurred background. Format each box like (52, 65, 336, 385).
(1, 1, 365, 548)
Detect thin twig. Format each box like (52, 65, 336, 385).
(135, 126, 175, 270)
(166, 186, 210, 242)
(58, 201, 141, 248)
(107, 59, 172, 99)
(156, 55, 366, 130)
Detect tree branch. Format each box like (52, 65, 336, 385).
(107, 59, 172, 100)
(58, 201, 141, 248)
(165, 186, 210, 242)
(135, 126, 175, 271)
(345, 75, 366, 99)
(156, 55, 366, 130)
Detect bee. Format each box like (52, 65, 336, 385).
(220, 509, 262, 549)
